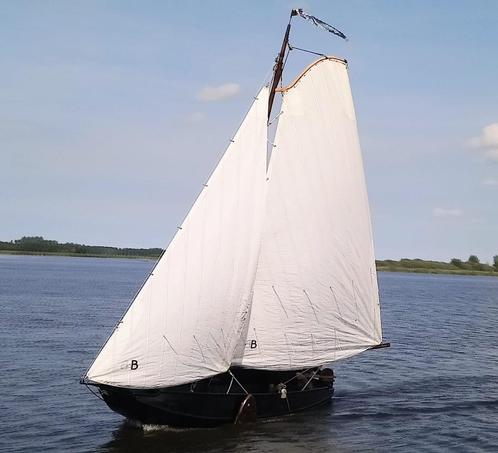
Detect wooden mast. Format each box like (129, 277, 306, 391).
(267, 10, 298, 121)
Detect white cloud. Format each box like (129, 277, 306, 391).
(185, 112, 206, 123)
(433, 208, 463, 218)
(196, 83, 240, 102)
(482, 178, 498, 187)
(468, 122, 498, 161)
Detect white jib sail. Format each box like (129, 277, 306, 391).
(234, 58, 382, 370)
(86, 87, 269, 388)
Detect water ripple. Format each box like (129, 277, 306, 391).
(1, 256, 498, 452)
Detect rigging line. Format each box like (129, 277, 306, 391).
(162, 335, 178, 355)
(220, 328, 227, 351)
(301, 368, 320, 391)
(283, 366, 318, 385)
(288, 43, 326, 58)
(228, 369, 249, 395)
(226, 376, 234, 394)
(329, 286, 342, 317)
(209, 332, 224, 356)
(272, 286, 289, 318)
(84, 384, 105, 402)
(330, 311, 374, 341)
(193, 335, 206, 363)
(328, 284, 373, 338)
(268, 110, 283, 126)
(303, 289, 319, 324)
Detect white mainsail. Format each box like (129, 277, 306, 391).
(86, 87, 269, 388)
(234, 58, 382, 370)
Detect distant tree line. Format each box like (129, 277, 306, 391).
(449, 255, 498, 272)
(377, 255, 498, 274)
(0, 236, 163, 258)
(2, 238, 497, 272)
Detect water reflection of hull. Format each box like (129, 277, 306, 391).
(95, 368, 334, 428)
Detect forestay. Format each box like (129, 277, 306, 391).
(234, 58, 382, 369)
(86, 87, 269, 388)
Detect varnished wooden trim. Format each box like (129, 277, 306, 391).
(275, 56, 347, 93)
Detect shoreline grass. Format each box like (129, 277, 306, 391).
(0, 250, 158, 260)
(376, 265, 497, 277)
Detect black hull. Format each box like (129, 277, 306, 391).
(95, 368, 334, 428)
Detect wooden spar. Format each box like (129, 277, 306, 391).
(275, 56, 347, 93)
(267, 10, 298, 121)
(368, 342, 391, 350)
(267, 23, 289, 120)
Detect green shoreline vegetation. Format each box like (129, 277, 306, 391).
(0, 236, 162, 260)
(1, 237, 498, 276)
(376, 257, 498, 277)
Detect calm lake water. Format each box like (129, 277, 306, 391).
(1, 255, 498, 452)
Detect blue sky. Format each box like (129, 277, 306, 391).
(2, 1, 498, 262)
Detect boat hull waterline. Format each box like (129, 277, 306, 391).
(97, 384, 333, 428)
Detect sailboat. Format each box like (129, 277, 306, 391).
(81, 9, 389, 427)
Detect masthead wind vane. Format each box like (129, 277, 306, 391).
(268, 9, 348, 119)
(293, 8, 347, 40)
